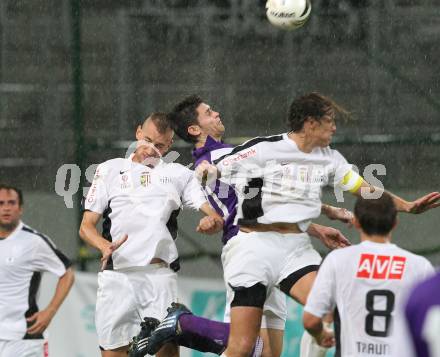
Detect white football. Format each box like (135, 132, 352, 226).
(266, 0, 312, 30)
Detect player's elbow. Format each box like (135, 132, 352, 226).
(61, 267, 75, 289)
(78, 219, 92, 241)
(78, 224, 86, 241)
(303, 311, 322, 333)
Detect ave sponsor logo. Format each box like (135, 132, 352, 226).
(356, 253, 406, 280)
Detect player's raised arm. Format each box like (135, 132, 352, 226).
(349, 177, 440, 214)
(331, 158, 440, 214)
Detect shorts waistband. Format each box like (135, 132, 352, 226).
(115, 263, 169, 273)
(240, 222, 302, 234)
(104, 258, 180, 273)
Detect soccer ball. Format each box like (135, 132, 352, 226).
(266, 0, 312, 30)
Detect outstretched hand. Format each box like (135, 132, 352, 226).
(197, 216, 224, 235)
(309, 224, 351, 250)
(100, 234, 128, 271)
(407, 192, 440, 214)
(325, 206, 354, 227)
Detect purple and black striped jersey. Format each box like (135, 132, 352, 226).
(402, 271, 440, 357)
(192, 136, 239, 244)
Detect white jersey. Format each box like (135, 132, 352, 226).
(304, 241, 434, 357)
(213, 133, 352, 229)
(84, 157, 207, 270)
(0, 222, 71, 340)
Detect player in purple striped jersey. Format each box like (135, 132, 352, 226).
(129, 95, 355, 357)
(395, 270, 440, 357)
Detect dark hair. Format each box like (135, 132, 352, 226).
(354, 193, 397, 236)
(167, 95, 204, 143)
(0, 184, 24, 206)
(287, 92, 349, 132)
(141, 112, 173, 134)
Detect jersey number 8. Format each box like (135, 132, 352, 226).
(365, 289, 395, 337)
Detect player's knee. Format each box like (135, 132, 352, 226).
(228, 336, 257, 357)
(231, 283, 267, 308)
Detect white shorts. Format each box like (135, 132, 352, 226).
(0, 339, 48, 357)
(96, 263, 178, 350)
(224, 286, 287, 330)
(222, 231, 321, 302)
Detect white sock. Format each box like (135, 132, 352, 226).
(252, 336, 264, 357)
(299, 330, 327, 357)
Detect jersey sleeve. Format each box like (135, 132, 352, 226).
(32, 236, 71, 277)
(304, 253, 337, 318)
(84, 163, 109, 214)
(181, 168, 208, 210)
(328, 149, 361, 191)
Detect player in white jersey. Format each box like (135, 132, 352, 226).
(129, 95, 354, 357)
(0, 184, 74, 357)
(79, 112, 223, 357)
(303, 193, 435, 356)
(196, 92, 440, 357)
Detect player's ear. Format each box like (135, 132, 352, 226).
(391, 216, 398, 231)
(303, 116, 316, 131)
(188, 125, 201, 137)
(135, 125, 143, 140)
(353, 216, 361, 230)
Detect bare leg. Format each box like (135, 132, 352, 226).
(260, 328, 284, 357)
(288, 271, 317, 305)
(223, 306, 262, 357)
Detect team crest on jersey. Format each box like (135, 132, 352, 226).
(140, 172, 151, 187)
(296, 165, 325, 184)
(298, 166, 309, 183)
(120, 174, 131, 189)
(356, 253, 406, 280)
